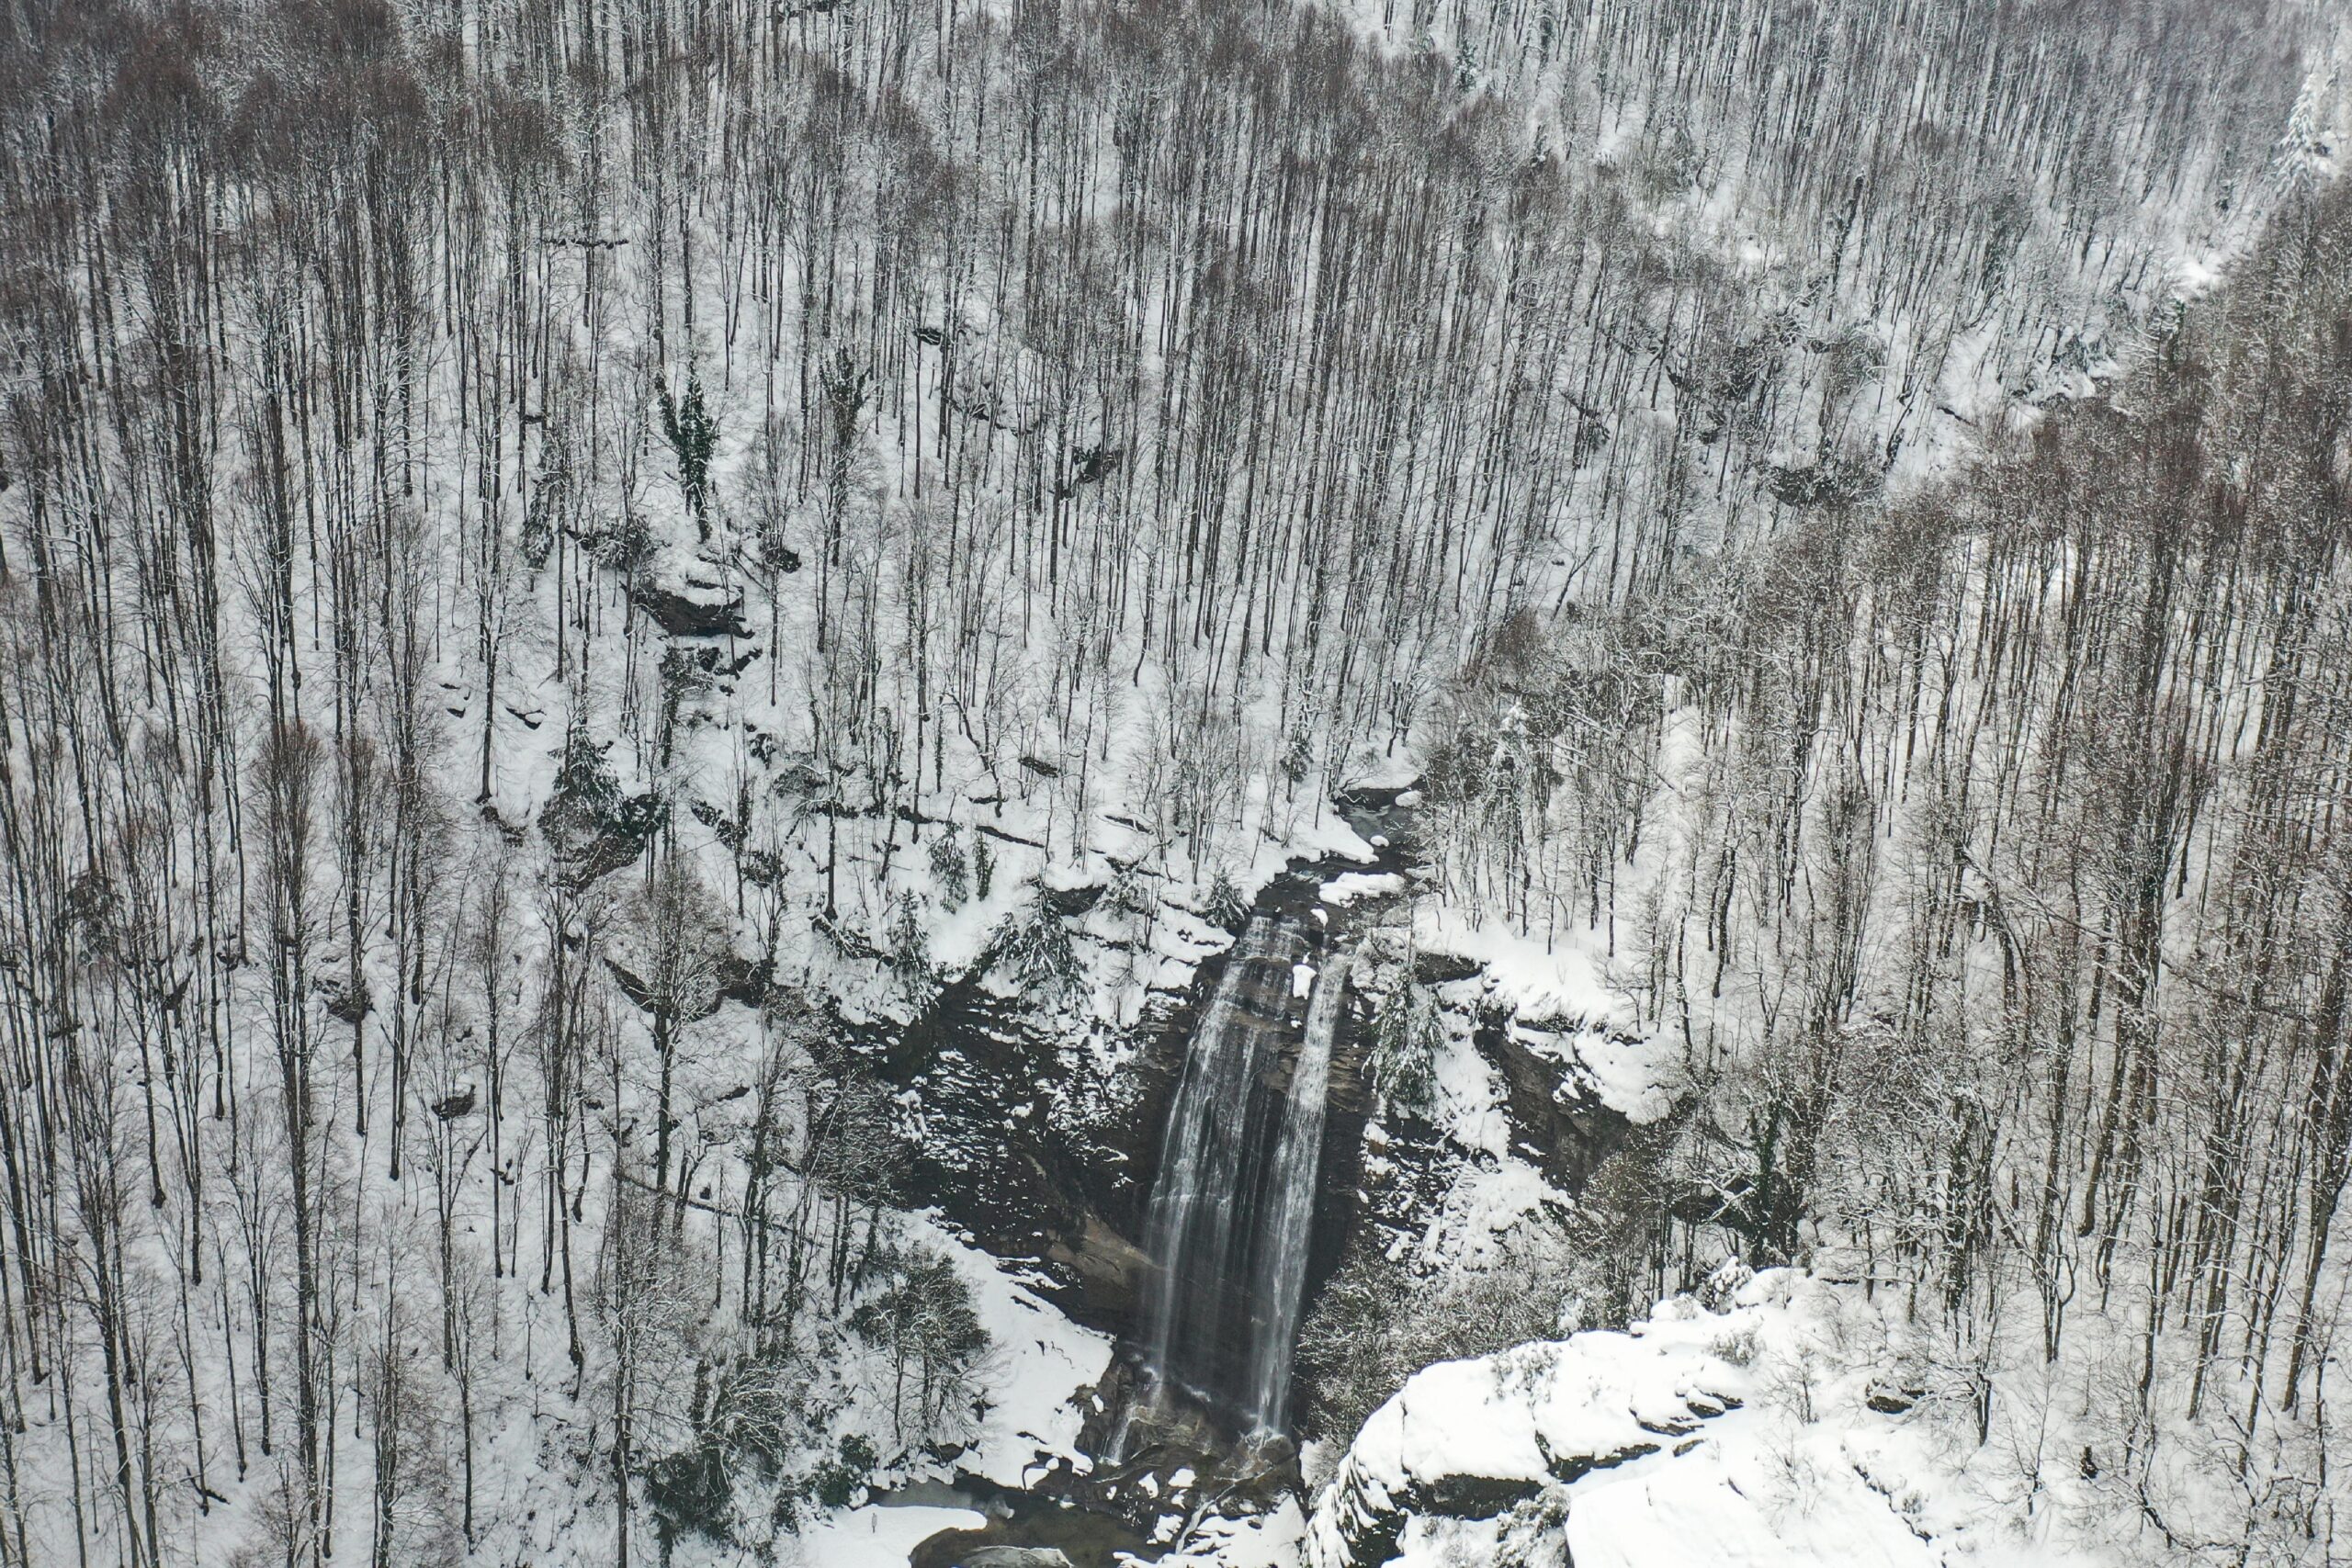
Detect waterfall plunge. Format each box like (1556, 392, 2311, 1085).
(1247, 952, 1347, 1431)
(1136, 917, 1346, 1436)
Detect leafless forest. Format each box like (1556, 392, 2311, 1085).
(0, 0, 2346, 1563)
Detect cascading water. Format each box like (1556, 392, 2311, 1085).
(1137, 919, 1300, 1400)
(1132, 914, 1346, 1437)
(1245, 953, 1347, 1431)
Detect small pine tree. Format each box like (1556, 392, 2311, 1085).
(659, 371, 719, 538)
(551, 726, 619, 814)
(1371, 981, 1444, 1114)
(971, 833, 995, 900)
(983, 893, 1079, 995)
(927, 830, 969, 908)
(885, 891, 936, 1010)
(1205, 868, 1247, 931)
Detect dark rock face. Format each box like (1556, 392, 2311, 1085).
(1473, 1018, 1633, 1195)
(1042, 1212, 1155, 1325)
(831, 973, 1182, 1340)
(631, 575, 751, 637)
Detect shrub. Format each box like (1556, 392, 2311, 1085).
(927, 830, 970, 908)
(1370, 981, 1445, 1114)
(983, 893, 1080, 995)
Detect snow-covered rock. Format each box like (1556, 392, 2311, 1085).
(1306, 1281, 1767, 1568)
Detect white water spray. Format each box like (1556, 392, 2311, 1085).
(1245, 953, 1347, 1432)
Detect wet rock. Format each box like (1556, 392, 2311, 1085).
(1042, 1213, 1153, 1324)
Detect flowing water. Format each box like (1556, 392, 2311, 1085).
(1134, 915, 1347, 1436)
(1246, 953, 1348, 1430)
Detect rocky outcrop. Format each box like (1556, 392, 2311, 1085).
(1474, 1015, 1635, 1193)
(631, 571, 751, 637)
(1306, 1280, 1771, 1568)
(1041, 1212, 1154, 1325)
(841, 825, 1414, 1360)
(539, 732, 668, 887)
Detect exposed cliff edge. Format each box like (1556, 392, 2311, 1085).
(1303, 1266, 2131, 1568)
(1306, 1270, 1763, 1568)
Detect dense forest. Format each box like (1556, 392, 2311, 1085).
(0, 0, 2345, 1563)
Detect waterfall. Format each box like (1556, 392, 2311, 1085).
(1246, 953, 1347, 1432)
(1135, 914, 1344, 1436)
(1138, 919, 1300, 1393)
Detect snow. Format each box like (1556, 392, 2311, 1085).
(1318, 872, 1406, 907)
(902, 1213, 1116, 1490)
(1165, 1499, 1310, 1567)
(2175, 254, 2223, 300)
(1306, 1267, 2243, 1568)
(1411, 1155, 1555, 1270)
(1412, 908, 1623, 1032)
(788, 1504, 987, 1567)
(781, 1213, 1111, 1567)
(1413, 906, 1678, 1124)
(1306, 1286, 1759, 1568)
(1422, 1004, 1510, 1157)
(1559, 1428, 1941, 1568)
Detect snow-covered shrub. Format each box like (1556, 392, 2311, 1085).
(927, 829, 970, 908)
(1369, 980, 1444, 1115)
(1489, 1484, 1574, 1568)
(1295, 1215, 1588, 1444)
(983, 891, 1080, 995)
(592, 509, 657, 576)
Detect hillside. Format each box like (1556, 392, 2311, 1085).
(0, 0, 2346, 1565)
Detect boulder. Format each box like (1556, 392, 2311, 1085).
(539, 732, 668, 888)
